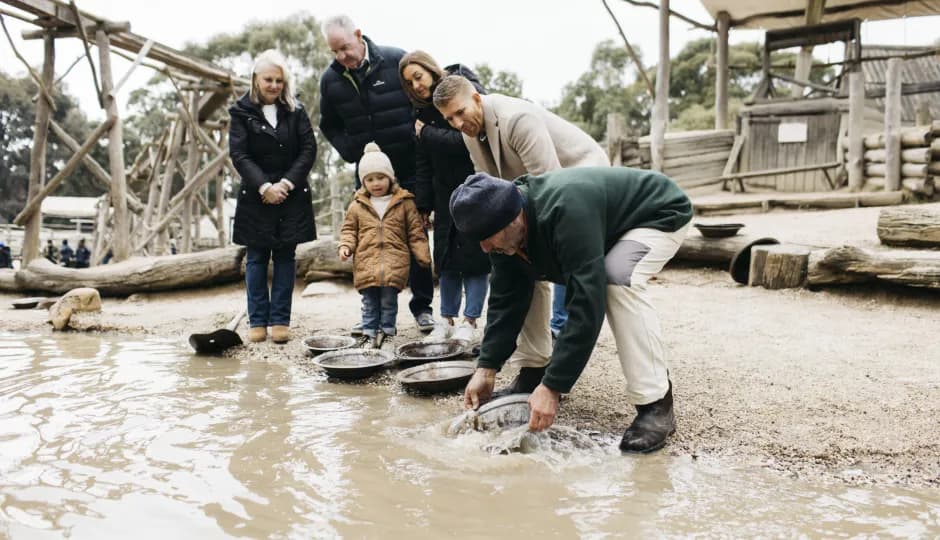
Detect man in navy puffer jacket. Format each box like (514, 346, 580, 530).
(319, 15, 435, 333)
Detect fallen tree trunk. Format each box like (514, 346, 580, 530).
(876, 206, 940, 248)
(674, 234, 780, 266)
(0, 269, 16, 291)
(807, 245, 940, 288)
(6, 239, 350, 296)
(748, 244, 811, 289)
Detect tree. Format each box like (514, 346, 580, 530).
(0, 71, 105, 222)
(473, 63, 524, 98)
(553, 39, 651, 140)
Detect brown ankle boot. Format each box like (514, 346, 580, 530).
(271, 325, 290, 344)
(248, 327, 267, 343)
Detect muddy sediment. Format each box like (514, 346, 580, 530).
(3, 259, 938, 489)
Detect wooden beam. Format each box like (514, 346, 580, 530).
(715, 11, 730, 130)
(197, 90, 231, 123)
(616, 0, 715, 30)
(67, 0, 103, 108)
(14, 118, 114, 226)
(110, 38, 154, 97)
(21, 32, 55, 264)
(791, 0, 825, 96)
(0, 15, 56, 111)
(884, 58, 902, 192)
(97, 28, 130, 262)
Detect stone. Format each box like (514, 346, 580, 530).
(48, 287, 102, 331)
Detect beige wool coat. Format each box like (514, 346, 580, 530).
(462, 93, 610, 180)
(338, 185, 431, 291)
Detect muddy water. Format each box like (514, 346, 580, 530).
(1, 333, 938, 539)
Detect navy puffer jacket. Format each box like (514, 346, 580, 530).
(319, 36, 416, 188)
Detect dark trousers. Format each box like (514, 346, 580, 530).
(408, 251, 434, 318)
(245, 245, 296, 327)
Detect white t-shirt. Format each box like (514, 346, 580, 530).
(262, 103, 278, 128)
(371, 194, 393, 219)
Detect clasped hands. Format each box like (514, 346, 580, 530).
(262, 181, 290, 205)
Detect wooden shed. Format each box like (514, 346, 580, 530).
(739, 98, 881, 192)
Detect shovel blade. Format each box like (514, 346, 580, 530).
(188, 329, 243, 354)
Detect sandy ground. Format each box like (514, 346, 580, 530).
(1, 205, 939, 488)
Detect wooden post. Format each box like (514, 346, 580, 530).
(650, 0, 670, 172)
(847, 72, 865, 192)
(23, 33, 54, 265)
(792, 0, 825, 96)
(606, 112, 627, 166)
(915, 96, 931, 126)
(92, 194, 110, 263)
(215, 132, 227, 247)
(154, 120, 185, 254)
(884, 58, 903, 192)
(330, 174, 342, 239)
(97, 29, 130, 261)
(748, 244, 811, 289)
(181, 93, 201, 253)
(715, 11, 730, 130)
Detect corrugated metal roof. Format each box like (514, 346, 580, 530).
(861, 45, 940, 124)
(699, 0, 940, 29)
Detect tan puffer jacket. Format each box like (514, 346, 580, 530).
(338, 185, 431, 291)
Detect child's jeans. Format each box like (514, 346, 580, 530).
(360, 286, 400, 336)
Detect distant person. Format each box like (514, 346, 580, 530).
(102, 249, 114, 265)
(451, 169, 692, 453)
(59, 239, 74, 267)
(337, 143, 431, 349)
(399, 50, 491, 343)
(44, 239, 58, 264)
(170, 241, 178, 255)
(74, 238, 91, 268)
(319, 14, 435, 335)
(0, 241, 12, 269)
(433, 75, 609, 396)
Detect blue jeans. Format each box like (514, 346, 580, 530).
(245, 245, 296, 328)
(361, 286, 399, 336)
(551, 283, 568, 335)
(439, 271, 489, 319)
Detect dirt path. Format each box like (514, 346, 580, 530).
(3, 259, 938, 488)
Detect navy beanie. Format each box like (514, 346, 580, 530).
(449, 173, 524, 241)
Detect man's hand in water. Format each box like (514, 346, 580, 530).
(528, 384, 561, 432)
(464, 368, 497, 410)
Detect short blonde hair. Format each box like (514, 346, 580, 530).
(432, 75, 474, 109)
(249, 49, 297, 111)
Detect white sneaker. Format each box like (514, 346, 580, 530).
(424, 322, 453, 342)
(452, 321, 477, 343)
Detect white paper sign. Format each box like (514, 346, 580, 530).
(778, 122, 808, 143)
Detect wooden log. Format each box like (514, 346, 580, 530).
(807, 245, 940, 289)
(663, 150, 731, 169)
(864, 177, 886, 190)
(606, 113, 626, 166)
(864, 149, 886, 163)
(865, 162, 928, 178)
(748, 244, 810, 289)
(929, 162, 940, 175)
(22, 33, 54, 265)
(13, 118, 115, 226)
(674, 234, 779, 266)
(932, 139, 940, 155)
(901, 177, 935, 198)
(6, 239, 349, 296)
(847, 72, 865, 192)
(876, 206, 940, 248)
(933, 120, 940, 135)
(863, 127, 935, 150)
(902, 147, 932, 164)
(0, 269, 15, 291)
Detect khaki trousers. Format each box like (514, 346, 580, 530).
(507, 224, 690, 405)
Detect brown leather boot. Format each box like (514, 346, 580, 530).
(271, 325, 290, 344)
(248, 327, 267, 343)
(619, 381, 675, 454)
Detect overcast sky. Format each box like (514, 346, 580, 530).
(1, 0, 938, 121)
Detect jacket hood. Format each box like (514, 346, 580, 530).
(444, 64, 485, 94)
(354, 184, 413, 206)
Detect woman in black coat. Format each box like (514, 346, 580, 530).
(399, 51, 490, 343)
(229, 49, 317, 344)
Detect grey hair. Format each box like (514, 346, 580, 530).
(432, 75, 475, 109)
(321, 15, 357, 37)
(249, 49, 297, 112)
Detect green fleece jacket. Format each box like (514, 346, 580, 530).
(478, 166, 693, 393)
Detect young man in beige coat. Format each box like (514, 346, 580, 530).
(433, 75, 610, 397)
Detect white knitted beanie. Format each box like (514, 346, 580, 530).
(358, 142, 396, 182)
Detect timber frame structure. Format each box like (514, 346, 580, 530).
(1, 0, 249, 265)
